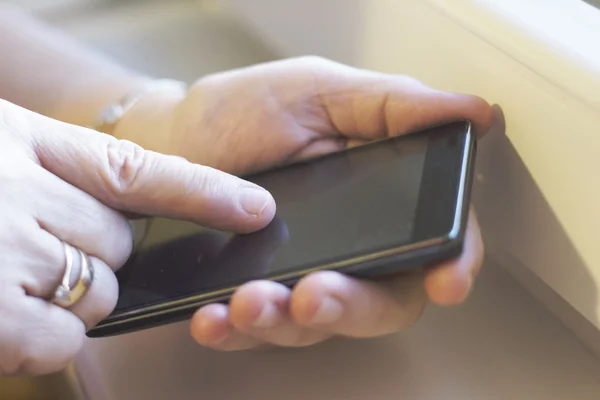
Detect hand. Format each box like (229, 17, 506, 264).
(0, 100, 275, 376)
(118, 56, 493, 350)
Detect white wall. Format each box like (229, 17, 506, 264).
(223, 0, 600, 351)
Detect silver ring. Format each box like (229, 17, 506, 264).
(52, 243, 94, 308)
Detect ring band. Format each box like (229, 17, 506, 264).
(52, 243, 94, 308)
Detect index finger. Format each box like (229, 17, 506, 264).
(20, 104, 275, 233)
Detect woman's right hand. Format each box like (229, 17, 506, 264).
(0, 100, 275, 376)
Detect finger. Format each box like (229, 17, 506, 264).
(424, 207, 484, 306)
(22, 228, 119, 330)
(228, 281, 331, 347)
(0, 286, 85, 376)
(65, 253, 119, 330)
(12, 103, 275, 233)
(6, 211, 119, 330)
(310, 59, 493, 139)
(190, 303, 266, 351)
(29, 164, 132, 269)
(291, 270, 427, 338)
(5, 222, 119, 335)
(0, 212, 63, 299)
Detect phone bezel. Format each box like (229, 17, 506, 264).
(87, 120, 476, 338)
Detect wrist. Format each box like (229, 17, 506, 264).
(49, 72, 151, 130)
(111, 84, 188, 154)
(53, 73, 189, 155)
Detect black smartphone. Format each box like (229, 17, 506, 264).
(87, 120, 476, 338)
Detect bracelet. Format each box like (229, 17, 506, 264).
(90, 79, 188, 133)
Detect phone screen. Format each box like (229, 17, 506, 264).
(113, 122, 468, 313)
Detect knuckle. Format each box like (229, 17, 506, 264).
(193, 164, 230, 196)
(298, 55, 330, 65)
(395, 75, 426, 90)
(104, 139, 148, 200)
(297, 55, 339, 74)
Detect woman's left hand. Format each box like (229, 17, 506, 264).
(117, 56, 493, 350)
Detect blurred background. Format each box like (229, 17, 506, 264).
(11, 0, 282, 81)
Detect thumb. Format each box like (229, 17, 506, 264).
(23, 105, 275, 233)
(305, 57, 493, 139)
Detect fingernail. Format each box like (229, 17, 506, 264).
(240, 187, 271, 216)
(310, 297, 343, 325)
(253, 302, 280, 328)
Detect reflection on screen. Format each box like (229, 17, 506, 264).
(114, 136, 427, 311)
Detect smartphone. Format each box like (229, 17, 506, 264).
(87, 120, 476, 338)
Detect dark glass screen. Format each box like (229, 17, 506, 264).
(113, 122, 469, 312)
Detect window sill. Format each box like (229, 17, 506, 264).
(429, 0, 600, 112)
